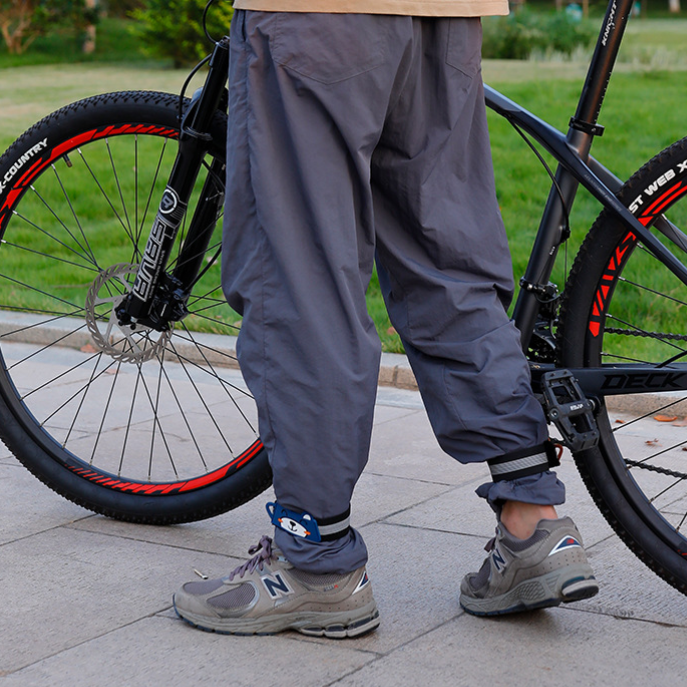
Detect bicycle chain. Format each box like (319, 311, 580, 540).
(608, 328, 687, 479)
(625, 459, 687, 480)
(605, 327, 687, 342)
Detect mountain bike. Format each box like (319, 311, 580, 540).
(1, 0, 686, 595)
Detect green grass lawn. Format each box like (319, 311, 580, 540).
(0, 19, 685, 353)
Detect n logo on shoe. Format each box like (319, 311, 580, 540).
(261, 572, 294, 599)
(491, 546, 507, 572)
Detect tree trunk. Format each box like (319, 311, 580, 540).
(83, 0, 97, 53)
(668, 0, 681, 13)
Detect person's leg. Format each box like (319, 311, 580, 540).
(500, 502, 557, 539)
(371, 16, 560, 504)
(369, 17, 597, 613)
(175, 11, 413, 635)
(220, 10, 401, 574)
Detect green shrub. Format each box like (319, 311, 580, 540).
(482, 9, 595, 60)
(102, 0, 146, 17)
(132, 0, 233, 68)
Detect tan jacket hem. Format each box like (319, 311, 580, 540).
(232, 1, 509, 16)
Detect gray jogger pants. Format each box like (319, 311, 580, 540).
(222, 11, 564, 573)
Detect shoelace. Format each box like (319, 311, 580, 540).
(227, 535, 275, 581)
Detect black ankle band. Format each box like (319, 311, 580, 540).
(487, 441, 559, 482)
(316, 507, 351, 541)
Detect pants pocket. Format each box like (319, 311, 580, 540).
(271, 13, 386, 84)
(445, 17, 482, 79)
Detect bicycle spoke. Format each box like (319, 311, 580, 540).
(105, 138, 133, 241)
(611, 395, 687, 433)
(130, 356, 179, 480)
(187, 294, 227, 309)
(1, 240, 101, 275)
(38, 352, 117, 424)
(0, 308, 89, 334)
(8, 321, 92, 375)
(0, 272, 86, 314)
(139, 137, 170, 241)
(89, 358, 123, 465)
(166, 337, 243, 453)
(178, 322, 256, 428)
(154, 350, 209, 471)
(61, 350, 105, 447)
(11, 196, 99, 270)
(168, 329, 253, 402)
(605, 313, 687, 357)
(50, 164, 100, 269)
(618, 275, 687, 309)
(118, 366, 142, 476)
(171, 328, 239, 363)
(185, 310, 239, 331)
(77, 146, 138, 251)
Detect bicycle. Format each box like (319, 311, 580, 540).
(0, 0, 686, 596)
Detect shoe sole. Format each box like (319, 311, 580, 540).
(173, 596, 380, 638)
(459, 564, 599, 617)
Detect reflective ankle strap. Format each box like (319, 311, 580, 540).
(487, 441, 559, 482)
(267, 502, 351, 542)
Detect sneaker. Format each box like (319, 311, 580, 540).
(173, 535, 380, 637)
(460, 516, 599, 616)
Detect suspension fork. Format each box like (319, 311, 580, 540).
(116, 37, 230, 332)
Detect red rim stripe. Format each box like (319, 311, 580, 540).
(66, 439, 264, 495)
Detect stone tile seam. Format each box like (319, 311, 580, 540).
(63, 523, 249, 560)
(320, 614, 467, 687)
(363, 467, 475, 489)
(2, 606, 172, 677)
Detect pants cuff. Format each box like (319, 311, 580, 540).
(475, 470, 566, 515)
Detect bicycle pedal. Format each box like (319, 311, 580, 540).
(541, 370, 599, 452)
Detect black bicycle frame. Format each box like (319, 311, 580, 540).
(121, 0, 687, 408)
(490, 0, 687, 350)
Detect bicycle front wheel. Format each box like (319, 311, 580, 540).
(0, 91, 271, 524)
(559, 136, 687, 593)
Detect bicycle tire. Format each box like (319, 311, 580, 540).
(0, 91, 271, 525)
(559, 136, 687, 592)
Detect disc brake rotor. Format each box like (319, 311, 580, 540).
(85, 263, 172, 364)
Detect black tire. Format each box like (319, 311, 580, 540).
(0, 91, 271, 524)
(559, 136, 687, 592)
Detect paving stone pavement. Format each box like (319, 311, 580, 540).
(3, 341, 687, 687)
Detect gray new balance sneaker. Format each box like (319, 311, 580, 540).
(173, 536, 380, 637)
(460, 517, 599, 616)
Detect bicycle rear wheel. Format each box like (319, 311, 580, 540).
(0, 91, 271, 524)
(559, 136, 687, 592)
